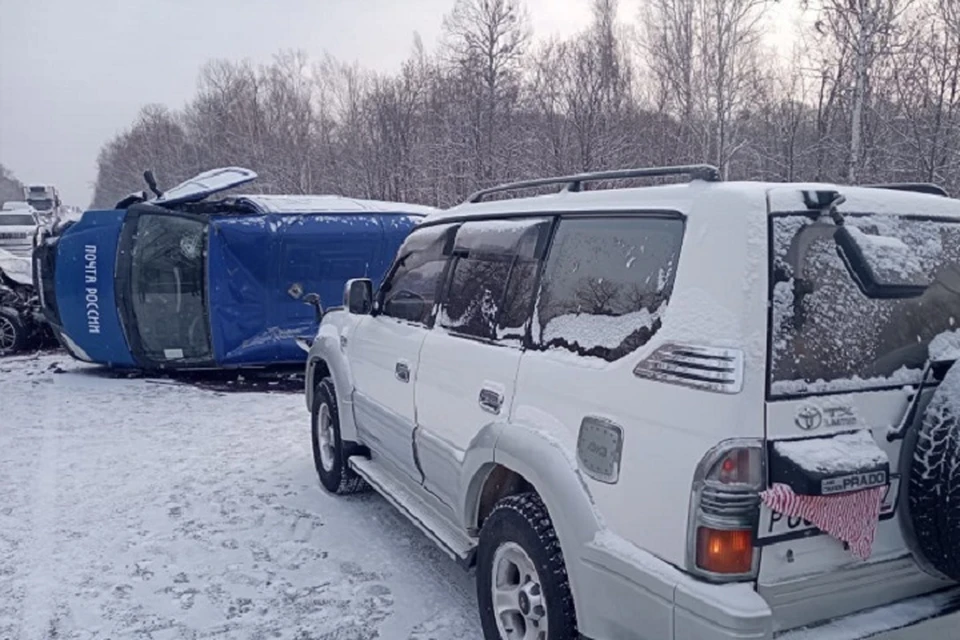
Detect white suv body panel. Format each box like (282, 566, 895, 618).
(415, 330, 524, 515)
(349, 315, 425, 481)
(305, 179, 960, 639)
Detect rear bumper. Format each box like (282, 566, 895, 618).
(775, 587, 960, 640)
(576, 533, 959, 640)
(577, 533, 772, 639)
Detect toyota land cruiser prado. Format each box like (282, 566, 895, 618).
(304, 165, 960, 639)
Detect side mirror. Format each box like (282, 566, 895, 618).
(834, 226, 930, 299)
(302, 292, 325, 322)
(344, 278, 373, 315)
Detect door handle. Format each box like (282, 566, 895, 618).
(479, 387, 503, 414)
(395, 361, 411, 383)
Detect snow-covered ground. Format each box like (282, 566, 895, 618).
(0, 354, 480, 640)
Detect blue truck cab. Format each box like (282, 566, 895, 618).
(34, 168, 430, 369)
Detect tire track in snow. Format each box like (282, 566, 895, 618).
(18, 412, 60, 640)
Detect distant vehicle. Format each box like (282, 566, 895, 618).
(2, 200, 33, 211)
(0, 208, 41, 257)
(34, 167, 431, 370)
(23, 184, 61, 220)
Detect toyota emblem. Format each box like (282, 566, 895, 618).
(795, 406, 823, 431)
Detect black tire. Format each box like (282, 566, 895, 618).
(906, 363, 960, 581)
(311, 377, 367, 495)
(0, 307, 29, 355)
(476, 492, 577, 640)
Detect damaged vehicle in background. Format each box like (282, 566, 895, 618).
(0, 248, 53, 355)
(34, 167, 431, 369)
(305, 165, 960, 640)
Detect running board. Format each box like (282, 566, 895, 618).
(776, 586, 960, 640)
(350, 456, 476, 567)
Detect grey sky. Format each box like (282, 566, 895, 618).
(0, 0, 798, 209)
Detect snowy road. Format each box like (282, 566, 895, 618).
(0, 355, 481, 640)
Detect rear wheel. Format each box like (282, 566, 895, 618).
(476, 493, 577, 640)
(311, 377, 367, 495)
(0, 308, 29, 355)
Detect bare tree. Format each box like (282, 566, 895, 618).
(639, 0, 768, 176)
(441, 0, 530, 186)
(0, 164, 25, 206)
(90, 0, 959, 208)
(809, 0, 915, 182)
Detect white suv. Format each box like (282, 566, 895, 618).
(304, 165, 960, 640)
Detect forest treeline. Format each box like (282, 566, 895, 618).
(91, 0, 960, 209)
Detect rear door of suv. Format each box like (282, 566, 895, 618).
(759, 188, 960, 631)
(414, 217, 551, 512)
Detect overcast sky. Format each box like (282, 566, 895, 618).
(0, 0, 799, 208)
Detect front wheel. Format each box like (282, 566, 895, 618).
(0, 308, 29, 355)
(311, 377, 367, 495)
(476, 493, 578, 640)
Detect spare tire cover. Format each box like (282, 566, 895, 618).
(906, 362, 960, 581)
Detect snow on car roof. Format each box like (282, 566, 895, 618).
(234, 194, 435, 216)
(425, 180, 960, 223)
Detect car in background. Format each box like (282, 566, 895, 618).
(0, 205, 41, 257)
(0, 248, 52, 355)
(2, 200, 34, 211)
(34, 167, 431, 369)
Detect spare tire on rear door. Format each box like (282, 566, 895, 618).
(905, 362, 960, 581)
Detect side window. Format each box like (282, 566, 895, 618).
(380, 224, 456, 324)
(437, 218, 549, 341)
(535, 216, 684, 362)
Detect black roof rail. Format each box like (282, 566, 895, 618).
(465, 164, 721, 204)
(862, 183, 949, 197)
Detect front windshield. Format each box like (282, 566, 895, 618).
(129, 213, 212, 363)
(770, 213, 960, 396)
(28, 198, 53, 211)
(0, 213, 36, 226)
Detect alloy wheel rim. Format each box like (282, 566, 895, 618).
(317, 402, 336, 472)
(492, 541, 547, 640)
(0, 317, 16, 351)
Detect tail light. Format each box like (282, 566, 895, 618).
(687, 439, 764, 581)
(696, 527, 754, 574)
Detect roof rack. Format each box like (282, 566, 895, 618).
(863, 183, 949, 197)
(465, 164, 722, 204)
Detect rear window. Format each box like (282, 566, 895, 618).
(533, 215, 683, 362)
(769, 213, 960, 396)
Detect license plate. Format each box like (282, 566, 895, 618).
(756, 475, 900, 546)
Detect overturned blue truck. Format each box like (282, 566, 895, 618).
(34, 168, 430, 369)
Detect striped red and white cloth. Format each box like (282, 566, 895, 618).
(760, 483, 885, 560)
